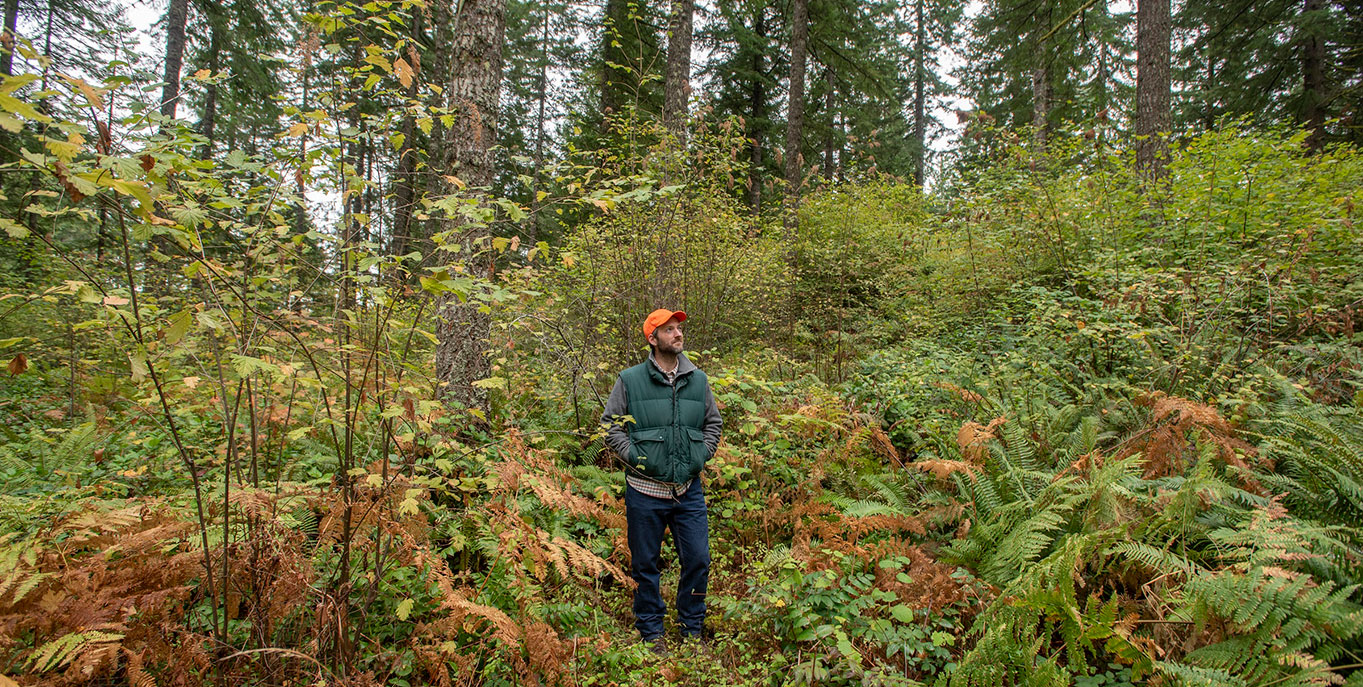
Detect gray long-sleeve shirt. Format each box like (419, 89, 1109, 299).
(601, 352, 723, 495)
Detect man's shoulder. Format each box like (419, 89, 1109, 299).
(620, 360, 649, 375)
(617, 361, 651, 383)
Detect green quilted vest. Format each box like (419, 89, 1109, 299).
(618, 361, 711, 484)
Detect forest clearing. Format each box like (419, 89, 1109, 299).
(0, 0, 1361, 685)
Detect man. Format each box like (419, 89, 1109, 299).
(601, 308, 723, 655)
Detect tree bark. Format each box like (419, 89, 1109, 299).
(39, 0, 49, 90)
(199, 10, 221, 158)
(1, 0, 18, 77)
(1135, 0, 1171, 177)
(434, 0, 506, 414)
(783, 0, 809, 230)
(161, 0, 190, 119)
(1302, 0, 1325, 150)
(1030, 63, 1049, 144)
(822, 65, 834, 180)
(391, 85, 418, 258)
(424, 0, 454, 242)
(528, 0, 551, 244)
(662, 0, 694, 137)
(1203, 56, 1216, 131)
(601, 0, 626, 115)
(747, 5, 767, 212)
(391, 12, 424, 258)
(1030, 5, 1052, 146)
(911, 0, 926, 186)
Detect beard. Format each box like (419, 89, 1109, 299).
(656, 338, 683, 355)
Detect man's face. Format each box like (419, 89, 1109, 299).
(649, 318, 684, 354)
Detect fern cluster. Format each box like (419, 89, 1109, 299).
(934, 386, 1363, 687)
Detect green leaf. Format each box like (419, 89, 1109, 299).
(395, 597, 414, 621)
(196, 311, 225, 331)
(0, 73, 40, 95)
(164, 309, 193, 344)
(129, 349, 149, 382)
(230, 355, 280, 378)
(0, 93, 51, 123)
(0, 217, 28, 238)
(890, 604, 915, 623)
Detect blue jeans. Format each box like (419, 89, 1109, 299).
(624, 482, 710, 639)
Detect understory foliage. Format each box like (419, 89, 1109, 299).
(2, 11, 1362, 682)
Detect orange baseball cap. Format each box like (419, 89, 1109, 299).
(642, 309, 687, 340)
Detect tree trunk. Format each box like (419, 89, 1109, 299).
(1030, 6, 1051, 145)
(783, 0, 809, 230)
(1, 0, 18, 77)
(434, 0, 506, 414)
(747, 5, 766, 212)
(1135, 0, 1171, 177)
(1302, 0, 1325, 150)
(1203, 56, 1216, 131)
(528, 0, 551, 244)
(425, 0, 453, 242)
(391, 87, 418, 258)
(200, 12, 221, 158)
(1030, 63, 1049, 144)
(911, 0, 926, 186)
(822, 66, 834, 180)
(161, 0, 190, 119)
(391, 12, 424, 259)
(662, 0, 694, 137)
(39, 0, 49, 90)
(601, 0, 626, 115)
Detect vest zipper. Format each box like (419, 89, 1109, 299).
(671, 379, 679, 493)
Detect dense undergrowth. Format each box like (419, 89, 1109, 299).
(1, 36, 1362, 687)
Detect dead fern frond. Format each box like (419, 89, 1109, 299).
(958, 416, 1007, 464)
(935, 381, 985, 404)
(125, 648, 156, 687)
(915, 459, 982, 480)
(1122, 392, 1263, 490)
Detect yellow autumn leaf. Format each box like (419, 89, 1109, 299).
(61, 73, 104, 109)
(287, 121, 309, 137)
(394, 57, 414, 89)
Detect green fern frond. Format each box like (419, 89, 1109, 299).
(861, 468, 915, 512)
(28, 629, 124, 673)
(0, 444, 35, 487)
(1155, 660, 1250, 687)
(839, 500, 907, 519)
(1109, 541, 1200, 578)
(1001, 418, 1042, 473)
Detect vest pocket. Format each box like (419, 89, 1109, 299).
(629, 427, 668, 477)
(685, 427, 710, 475)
